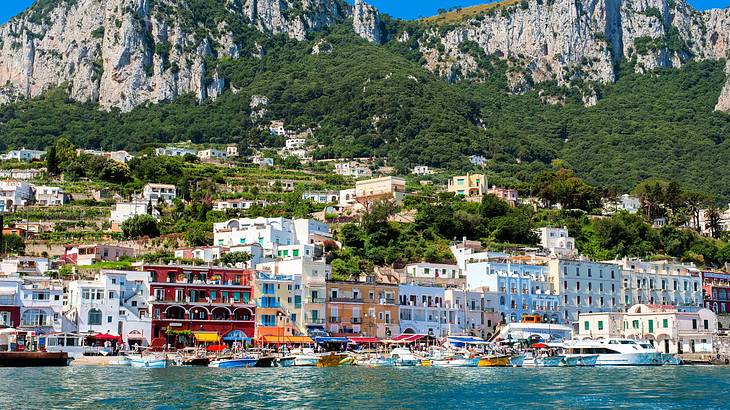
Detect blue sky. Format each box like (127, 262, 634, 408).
(0, 0, 728, 23)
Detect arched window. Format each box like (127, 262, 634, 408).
(21, 309, 48, 327)
(88, 308, 102, 326)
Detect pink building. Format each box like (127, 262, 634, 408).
(488, 186, 519, 207)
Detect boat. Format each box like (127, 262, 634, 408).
(275, 356, 296, 367)
(431, 357, 479, 368)
(316, 353, 355, 367)
(477, 355, 511, 367)
(509, 354, 525, 367)
(110, 356, 132, 366)
(559, 354, 598, 367)
(130, 357, 168, 368)
(367, 356, 395, 367)
(181, 357, 211, 366)
(208, 357, 258, 368)
(391, 348, 420, 367)
(254, 356, 277, 367)
(523, 354, 565, 367)
(560, 339, 667, 366)
(292, 348, 320, 367)
(0, 352, 70, 367)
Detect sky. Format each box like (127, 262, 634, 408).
(0, 0, 728, 23)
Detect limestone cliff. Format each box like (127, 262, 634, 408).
(352, 0, 382, 44)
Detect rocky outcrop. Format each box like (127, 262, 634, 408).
(0, 0, 349, 111)
(416, 0, 730, 110)
(353, 0, 382, 44)
(718, 60, 730, 112)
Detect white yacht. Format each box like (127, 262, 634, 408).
(561, 339, 666, 366)
(390, 348, 420, 367)
(291, 348, 320, 366)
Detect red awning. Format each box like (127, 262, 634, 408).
(392, 334, 427, 343)
(90, 333, 122, 342)
(207, 344, 227, 352)
(531, 343, 548, 349)
(348, 337, 380, 344)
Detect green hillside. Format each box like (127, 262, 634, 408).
(0, 25, 728, 201)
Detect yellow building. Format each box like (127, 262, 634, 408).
(326, 278, 399, 339)
(448, 173, 487, 197)
(355, 176, 406, 204)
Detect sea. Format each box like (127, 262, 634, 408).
(1, 366, 727, 409)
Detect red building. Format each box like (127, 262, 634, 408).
(702, 271, 730, 314)
(144, 265, 256, 344)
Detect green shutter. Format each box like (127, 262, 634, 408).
(648, 320, 654, 333)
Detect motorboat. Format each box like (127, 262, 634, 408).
(522, 354, 564, 367)
(391, 348, 420, 367)
(130, 356, 168, 368)
(316, 353, 355, 367)
(477, 355, 511, 367)
(366, 356, 395, 367)
(208, 357, 258, 368)
(560, 354, 598, 367)
(560, 339, 666, 366)
(254, 356, 277, 367)
(110, 356, 132, 366)
(292, 348, 320, 367)
(509, 355, 525, 367)
(275, 356, 296, 367)
(430, 356, 479, 368)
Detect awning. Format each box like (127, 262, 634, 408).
(390, 334, 427, 343)
(207, 344, 227, 352)
(348, 337, 380, 344)
(260, 335, 314, 344)
(314, 337, 350, 344)
(193, 331, 220, 343)
(222, 330, 251, 342)
(90, 333, 122, 342)
(447, 336, 487, 347)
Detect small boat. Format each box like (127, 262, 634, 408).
(477, 355, 511, 367)
(255, 356, 277, 367)
(391, 348, 420, 367)
(130, 357, 168, 368)
(275, 356, 296, 367)
(292, 348, 320, 367)
(431, 357, 479, 368)
(182, 357, 211, 366)
(509, 355, 525, 367)
(208, 357, 258, 368)
(367, 356, 395, 367)
(110, 356, 132, 366)
(523, 355, 565, 368)
(317, 353, 355, 367)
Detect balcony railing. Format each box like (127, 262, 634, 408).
(305, 318, 325, 324)
(306, 298, 326, 303)
(329, 297, 364, 303)
(328, 316, 339, 323)
(351, 317, 362, 324)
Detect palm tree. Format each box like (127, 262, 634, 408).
(704, 208, 722, 238)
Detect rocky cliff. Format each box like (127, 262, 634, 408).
(0, 0, 727, 112)
(416, 0, 730, 110)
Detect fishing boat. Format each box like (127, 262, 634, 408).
(292, 348, 320, 367)
(208, 357, 258, 368)
(316, 353, 355, 367)
(275, 356, 296, 367)
(130, 357, 168, 368)
(477, 355, 511, 367)
(509, 355, 525, 367)
(391, 348, 420, 367)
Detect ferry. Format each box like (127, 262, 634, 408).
(560, 339, 669, 366)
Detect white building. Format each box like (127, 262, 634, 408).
(444, 289, 500, 339)
(214, 199, 269, 212)
(285, 138, 307, 150)
(538, 227, 577, 257)
(0, 168, 44, 180)
(252, 156, 274, 167)
(226, 146, 239, 157)
(464, 261, 560, 323)
(269, 120, 287, 136)
(198, 149, 227, 160)
(0, 257, 52, 276)
(548, 259, 623, 324)
(469, 155, 487, 167)
(110, 201, 159, 229)
(412, 166, 434, 176)
(398, 284, 448, 336)
(142, 183, 177, 204)
(338, 189, 357, 208)
(66, 270, 152, 345)
(0, 180, 34, 210)
(155, 147, 197, 157)
(608, 259, 703, 308)
(578, 305, 718, 354)
(213, 218, 331, 257)
(604, 194, 642, 215)
(1, 148, 46, 162)
(19, 276, 72, 334)
(697, 204, 730, 235)
(334, 161, 372, 178)
(174, 246, 227, 262)
(302, 191, 340, 204)
(33, 185, 66, 206)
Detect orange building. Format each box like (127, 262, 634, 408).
(326, 278, 399, 339)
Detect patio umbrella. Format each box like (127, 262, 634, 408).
(531, 342, 548, 349)
(207, 344, 227, 352)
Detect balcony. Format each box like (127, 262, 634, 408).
(329, 297, 364, 303)
(306, 297, 326, 304)
(305, 318, 325, 324)
(328, 316, 340, 323)
(351, 317, 362, 324)
(380, 298, 396, 305)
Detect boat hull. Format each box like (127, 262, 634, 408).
(276, 357, 296, 367)
(509, 355, 525, 367)
(478, 356, 511, 367)
(209, 358, 258, 368)
(431, 358, 479, 368)
(255, 357, 276, 367)
(595, 353, 664, 367)
(130, 359, 168, 368)
(293, 356, 320, 366)
(317, 354, 354, 367)
(0, 352, 70, 367)
(523, 356, 564, 368)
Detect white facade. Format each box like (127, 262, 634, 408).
(338, 189, 357, 208)
(1, 148, 46, 161)
(334, 162, 372, 178)
(579, 305, 718, 354)
(412, 166, 434, 176)
(226, 146, 239, 157)
(0, 168, 43, 180)
(0, 257, 52, 276)
(0, 180, 34, 210)
(444, 289, 499, 338)
(548, 259, 623, 324)
(465, 261, 560, 323)
(269, 120, 287, 136)
(469, 155, 487, 167)
(174, 246, 226, 262)
(19, 276, 71, 333)
(155, 147, 197, 157)
(252, 157, 274, 167)
(285, 138, 307, 150)
(538, 227, 577, 257)
(405, 263, 461, 280)
(302, 191, 339, 204)
(142, 183, 177, 204)
(33, 185, 66, 206)
(609, 259, 703, 308)
(198, 149, 227, 160)
(66, 270, 152, 345)
(110, 201, 158, 225)
(697, 204, 730, 235)
(214, 199, 269, 211)
(398, 284, 448, 336)
(213, 218, 330, 256)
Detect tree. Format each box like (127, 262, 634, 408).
(219, 252, 251, 266)
(121, 214, 160, 239)
(705, 208, 722, 239)
(46, 144, 60, 175)
(1, 234, 25, 255)
(185, 222, 212, 246)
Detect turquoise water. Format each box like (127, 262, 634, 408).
(0, 366, 727, 409)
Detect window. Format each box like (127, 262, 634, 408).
(584, 321, 589, 331)
(576, 282, 581, 291)
(0, 312, 10, 326)
(107, 316, 113, 323)
(108, 291, 115, 299)
(88, 309, 102, 326)
(598, 321, 604, 330)
(692, 319, 697, 330)
(632, 320, 639, 329)
(704, 320, 709, 330)
(663, 319, 669, 328)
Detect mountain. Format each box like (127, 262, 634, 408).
(0, 0, 729, 200)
